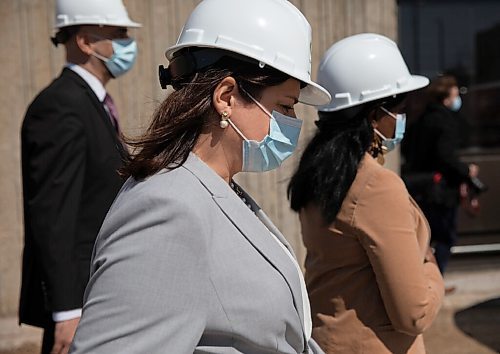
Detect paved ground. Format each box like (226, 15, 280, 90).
(0, 319, 41, 354)
(424, 254, 500, 354)
(1, 255, 499, 354)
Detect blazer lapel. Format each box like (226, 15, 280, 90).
(233, 184, 299, 258)
(181, 154, 306, 336)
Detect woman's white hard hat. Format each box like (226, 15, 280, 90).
(55, 0, 141, 28)
(317, 33, 429, 112)
(165, 0, 330, 106)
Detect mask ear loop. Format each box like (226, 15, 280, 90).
(374, 128, 388, 140)
(85, 33, 113, 62)
(372, 107, 389, 140)
(239, 86, 273, 119)
(380, 106, 398, 120)
(92, 51, 111, 63)
(226, 119, 249, 141)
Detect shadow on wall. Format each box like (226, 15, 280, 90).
(454, 297, 500, 352)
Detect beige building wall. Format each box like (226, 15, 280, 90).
(0, 0, 397, 318)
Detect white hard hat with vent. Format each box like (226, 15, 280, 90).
(317, 33, 428, 112)
(55, 0, 141, 28)
(164, 0, 330, 106)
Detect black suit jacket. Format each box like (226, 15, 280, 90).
(19, 68, 127, 327)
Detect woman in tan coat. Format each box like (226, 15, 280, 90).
(288, 33, 445, 354)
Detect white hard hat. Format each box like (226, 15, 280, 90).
(164, 0, 330, 106)
(317, 33, 429, 112)
(55, 0, 141, 29)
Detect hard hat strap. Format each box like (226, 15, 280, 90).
(380, 106, 398, 120)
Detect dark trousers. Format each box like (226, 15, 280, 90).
(422, 203, 458, 274)
(41, 321, 55, 354)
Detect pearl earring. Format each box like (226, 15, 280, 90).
(220, 111, 229, 129)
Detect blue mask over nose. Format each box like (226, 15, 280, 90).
(227, 89, 303, 172)
(374, 106, 406, 152)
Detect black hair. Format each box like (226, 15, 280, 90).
(288, 94, 406, 224)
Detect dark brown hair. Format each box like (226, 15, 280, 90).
(121, 49, 291, 180)
(427, 74, 458, 104)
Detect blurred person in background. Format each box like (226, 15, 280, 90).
(288, 33, 444, 354)
(19, 1, 140, 353)
(402, 74, 480, 281)
(69, 0, 331, 352)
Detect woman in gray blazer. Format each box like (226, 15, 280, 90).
(69, 0, 330, 353)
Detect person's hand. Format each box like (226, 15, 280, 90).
(51, 317, 80, 354)
(459, 183, 481, 217)
(468, 163, 479, 178)
(463, 197, 481, 217)
(459, 182, 469, 198)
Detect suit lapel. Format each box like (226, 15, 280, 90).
(86, 91, 128, 158)
(62, 68, 128, 158)
(181, 154, 306, 334)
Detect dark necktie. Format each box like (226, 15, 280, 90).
(103, 93, 120, 133)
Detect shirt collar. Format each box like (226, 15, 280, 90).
(66, 63, 107, 102)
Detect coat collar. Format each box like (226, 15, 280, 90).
(181, 153, 306, 341)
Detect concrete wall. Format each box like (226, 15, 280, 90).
(0, 0, 397, 317)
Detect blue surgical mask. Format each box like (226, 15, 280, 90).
(375, 107, 406, 152)
(92, 38, 138, 78)
(450, 95, 462, 112)
(227, 90, 303, 172)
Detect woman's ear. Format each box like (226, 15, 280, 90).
(213, 76, 238, 117)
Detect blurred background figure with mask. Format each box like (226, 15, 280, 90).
(19, 1, 140, 353)
(402, 74, 484, 284)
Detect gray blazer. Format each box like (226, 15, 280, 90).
(70, 153, 324, 354)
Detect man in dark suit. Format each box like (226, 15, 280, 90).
(19, 1, 140, 353)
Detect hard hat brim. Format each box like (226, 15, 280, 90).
(319, 75, 429, 112)
(299, 80, 332, 106)
(55, 20, 142, 29)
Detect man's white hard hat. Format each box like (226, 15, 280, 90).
(55, 0, 141, 29)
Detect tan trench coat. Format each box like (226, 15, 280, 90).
(300, 153, 444, 354)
